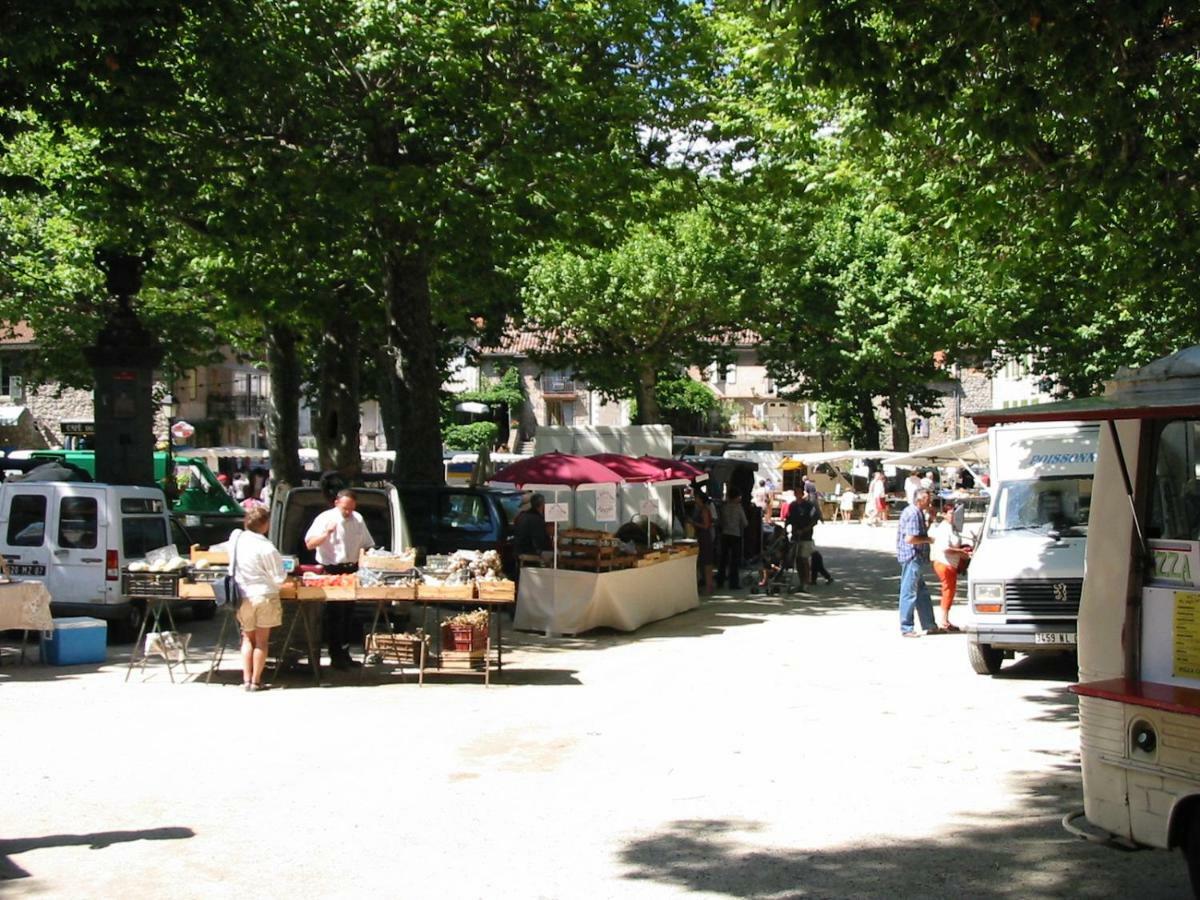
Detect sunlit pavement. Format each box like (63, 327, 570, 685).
(1, 519, 1188, 898)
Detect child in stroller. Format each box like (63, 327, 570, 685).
(751, 524, 800, 595)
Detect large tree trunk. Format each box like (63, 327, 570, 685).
(633, 364, 660, 425)
(315, 306, 362, 478)
(265, 321, 303, 491)
(887, 394, 909, 452)
(855, 392, 881, 451)
(383, 247, 445, 484)
(371, 342, 403, 475)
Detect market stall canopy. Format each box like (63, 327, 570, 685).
(489, 451, 627, 491)
(588, 453, 666, 483)
(786, 449, 901, 469)
(0, 406, 28, 428)
(639, 455, 708, 483)
(885, 434, 989, 468)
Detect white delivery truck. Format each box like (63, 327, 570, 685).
(966, 420, 1099, 674)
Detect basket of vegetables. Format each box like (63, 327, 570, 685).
(442, 609, 489, 651)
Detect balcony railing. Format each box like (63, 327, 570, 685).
(540, 376, 579, 396)
(207, 394, 269, 419)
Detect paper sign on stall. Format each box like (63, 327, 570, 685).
(640, 499, 659, 517)
(594, 484, 618, 523)
(545, 503, 569, 523)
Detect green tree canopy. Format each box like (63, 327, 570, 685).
(522, 203, 752, 424)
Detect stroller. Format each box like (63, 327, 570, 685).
(751, 524, 798, 596)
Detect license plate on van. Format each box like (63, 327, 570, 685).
(1035, 632, 1076, 645)
(8, 563, 46, 576)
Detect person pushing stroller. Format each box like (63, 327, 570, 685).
(785, 491, 821, 593)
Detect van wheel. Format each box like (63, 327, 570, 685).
(113, 602, 146, 643)
(191, 601, 216, 621)
(968, 641, 1004, 675)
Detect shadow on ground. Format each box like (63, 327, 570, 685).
(0, 827, 194, 881)
(616, 766, 1187, 898)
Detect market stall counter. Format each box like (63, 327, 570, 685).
(180, 546, 517, 685)
(0, 579, 54, 664)
(514, 534, 699, 635)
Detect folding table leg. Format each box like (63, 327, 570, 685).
(124, 599, 156, 683)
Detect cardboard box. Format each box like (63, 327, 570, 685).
(41, 617, 107, 666)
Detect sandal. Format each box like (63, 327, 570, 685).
(941, 624, 962, 633)
(901, 631, 922, 638)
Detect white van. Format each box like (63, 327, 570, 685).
(966, 421, 1099, 674)
(0, 480, 187, 639)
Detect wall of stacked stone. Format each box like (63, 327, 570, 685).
(26, 385, 95, 448)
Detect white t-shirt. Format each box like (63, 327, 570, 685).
(904, 474, 922, 505)
(840, 491, 857, 510)
(751, 484, 769, 510)
(929, 520, 963, 566)
(305, 507, 375, 566)
(869, 477, 886, 501)
(230, 529, 287, 600)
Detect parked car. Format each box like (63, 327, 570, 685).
(381, 482, 524, 577)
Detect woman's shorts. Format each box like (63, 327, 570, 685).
(237, 595, 283, 631)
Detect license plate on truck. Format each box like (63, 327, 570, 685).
(1034, 632, 1077, 645)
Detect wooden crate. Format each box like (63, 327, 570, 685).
(418, 583, 476, 601)
(359, 548, 416, 571)
(475, 580, 516, 601)
(190, 544, 229, 566)
(557, 555, 637, 572)
(365, 632, 426, 666)
(356, 585, 417, 601)
(436, 648, 491, 669)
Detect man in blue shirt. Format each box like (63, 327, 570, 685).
(896, 488, 941, 637)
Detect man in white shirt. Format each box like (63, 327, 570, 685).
(305, 489, 375, 669)
(904, 472, 923, 506)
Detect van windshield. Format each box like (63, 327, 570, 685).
(988, 476, 1093, 537)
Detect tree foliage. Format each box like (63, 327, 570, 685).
(523, 202, 752, 424)
(744, 1, 1200, 393)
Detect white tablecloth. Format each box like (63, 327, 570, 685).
(515, 555, 699, 635)
(0, 581, 54, 632)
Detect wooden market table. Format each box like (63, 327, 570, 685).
(181, 581, 516, 685)
(182, 580, 417, 685)
(410, 588, 515, 686)
(0, 580, 54, 664)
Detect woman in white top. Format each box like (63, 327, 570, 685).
(231, 506, 287, 691)
(929, 503, 968, 631)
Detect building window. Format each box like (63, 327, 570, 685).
(0, 354, 23, 400)
(724, 363, 737, 384)
(545, 398, 575, 426)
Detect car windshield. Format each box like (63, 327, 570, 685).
(987, 476, 1093, 537)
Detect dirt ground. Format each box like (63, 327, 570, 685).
(1, 521, 1192, 899)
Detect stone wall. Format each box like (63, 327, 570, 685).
(26, 384, 95, 448)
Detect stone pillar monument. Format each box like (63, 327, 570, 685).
(85, 250, 161, 486)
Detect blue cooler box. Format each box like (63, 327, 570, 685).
(42, 617, 108, 665)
